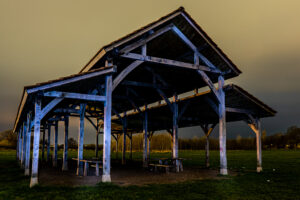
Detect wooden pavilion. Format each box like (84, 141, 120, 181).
(13, 7, 276, 187)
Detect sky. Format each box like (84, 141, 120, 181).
(0, 0, 300, 144)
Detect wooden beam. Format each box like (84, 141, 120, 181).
(197, 69, 221, 103)
(30, 98, 41, 187)
(54, 108, 80, 114)
(27, 66, 116, 94)
(21, 122, 27, 168)
(40, 98, 64, 120)
(204, 97, 218, 114)
(77, 104, 86, 176)
(43, 91, 106, 102)
(121, 53, 221, 73)
(247, 118, 262, 172)
(172, 95, 179, 172)
(112, 60, 144, 91)
(85, 116, 97, 131)
(121, 80, 170, 90)
(143, 105, 148, 168)
(178, 100, 190, 121)
(156, 88, 173, 113)
(226, 107, 253, 115)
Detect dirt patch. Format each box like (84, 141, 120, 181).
(39, 160, 236, 187)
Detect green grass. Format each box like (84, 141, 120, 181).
(0, 149, 299, 200)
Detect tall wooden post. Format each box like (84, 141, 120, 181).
(172, 95, 179, 172)
(218, 75, 228, 175)
(201, 124, 215, 168)
(147, 137, 151, 162)
(102, 74, 112, 182)
(41, 127, 46, 162)
(77, 104, 86, 176)
(115, 135, 119, 159)
(62, 116, 69, 171)
(24, 113, 32, 176)
(130, 133, 133, 160)
(47, 125, 51, 163)
(17, 128, 22, 161)
(95, 119, 99, 158)
(30, 98, 41, 187)
(143, 105, 148, 168)
(53, 121, 58, 167)
(122, 115, 127, 165)
(248, 119, 262, 172)
(21, 122, 27, 168)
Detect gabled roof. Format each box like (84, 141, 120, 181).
(80, 7, 241, 76)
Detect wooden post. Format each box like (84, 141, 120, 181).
(21, 122, 27, 168)
(115, 135, 119, 159)
(41, 127, 45, 162)
(102, 74, 112, 182)
(143, 105, 148, 168)
(122, 115, 127, 165)
(95, 119, 99, 158)
(30, 98, 41, 187)
(218, 76, 228, 175)
(62, 116, 69, 171)
(47, 125, 51, 163)
(172, 95, 179, 172)
(130, 133, 133, 160)
(77, 104, 86, 176)
(24, 113, 32, 176)
(147, 137, 151, 162)
(201, 124, 216, 168)
(17, 128, 22, 162)
(248, 119, 262, 172)
(52, 121, 58, 167)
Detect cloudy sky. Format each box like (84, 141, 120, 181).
(1, 0, 300, 144)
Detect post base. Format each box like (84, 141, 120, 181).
(220, 168, 228, 175)
(30, 177, 38, 188)
(102, 174, 111, 182)
(257, 166, 262, 173)
(25, 168, 30, 176)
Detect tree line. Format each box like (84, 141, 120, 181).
(1, 125, 299, 150)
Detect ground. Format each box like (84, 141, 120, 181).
(0, 149, 299, 200)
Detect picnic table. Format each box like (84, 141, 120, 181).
(149, 158, 184, 173)
(72, 158, 102, 176)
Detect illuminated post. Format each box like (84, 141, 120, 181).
(62, 116, 69, 171)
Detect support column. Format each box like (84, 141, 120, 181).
(52, 121, 58, 167)
(248, 119, 262, 172)
(41, 127, 45, 162)
(218, 75, 228, 175)
(17, 128, 22, 161)
(143, 105, 148, 168)
(47, 125, 51, 163)
(77, 104, 86, 176)
(30, 98, 41, 187)
(102, 74, 112, 182)
(147, 137, 151, 162)
(115, 135, 119, 159)
(21, 122, 27, 168)
(122, 115, 127, 165)
(172, 95, 179, 172)
(130, 133, 133, 160)
(62, 116, 69, 171)
(201, 124, 216, 168)
(95, 119, 99, 158)
(25, 113, 32, 176)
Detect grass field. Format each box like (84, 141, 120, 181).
(0, 149, 299, 200)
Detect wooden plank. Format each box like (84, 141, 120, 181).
(62, 116, 69, 171)
(43, 91, 106, 102)
(40, 98, 64, 119)
(102, 75, 112, 182)
(120, 24, 174, 53)
(27, 66, 116, 94)
(77, 103, 86, 176)
(121, 53, 221, 73)
(30, 98, 41, 187)
(112, 60, 144, 91)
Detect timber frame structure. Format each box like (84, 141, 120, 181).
(13, 7, 276, 187)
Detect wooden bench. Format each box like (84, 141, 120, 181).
(80, 159, 102, 176)
(149, 163, 171, 174)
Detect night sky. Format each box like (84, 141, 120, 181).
(1, 1, 300, 144)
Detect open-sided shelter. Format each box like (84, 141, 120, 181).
(13, 7, 276, 187)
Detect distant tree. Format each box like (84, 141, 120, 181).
(68, 138, 78, 148)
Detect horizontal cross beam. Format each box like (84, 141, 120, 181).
(43, 91, 106, 102)
(121, 80, 170, 90)
(121, 53, 221, 73)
